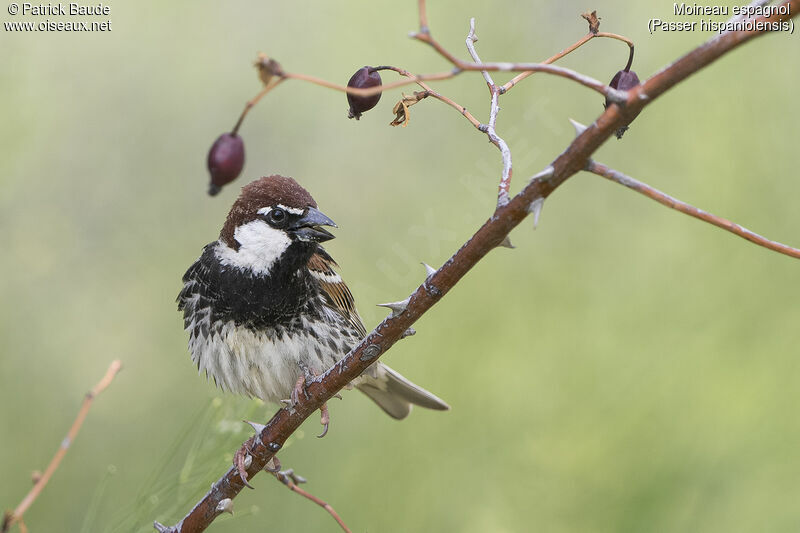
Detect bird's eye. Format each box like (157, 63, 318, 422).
(265, 207, 287, 227)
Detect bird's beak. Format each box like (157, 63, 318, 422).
(290, 207, 337, 243)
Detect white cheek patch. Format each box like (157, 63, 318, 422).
(215, 220, 291, 275)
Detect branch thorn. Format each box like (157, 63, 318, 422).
(529, 198, 544, 229)
(422, 262, 437, 278)
(376, 298, 410, 317)
(498, 236, 515, 249)
(243, 420, 266, 435)
(216, 498, 234, 515)
(530, 166, 555, 184)
(568, 118, 588, 137)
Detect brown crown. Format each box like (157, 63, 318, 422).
(220, 175, 317, 249)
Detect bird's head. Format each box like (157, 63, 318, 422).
(217, 175, 336, 274)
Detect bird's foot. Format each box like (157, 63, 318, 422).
(281, 366, 332, 437)
(292, 374, 309, 406)
(233, 435, 257, 489)
(280, 375, 308, 413)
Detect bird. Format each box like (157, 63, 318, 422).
(177, 175, 448, 477)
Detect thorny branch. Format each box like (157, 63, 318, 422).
(587, 160, 800, 259)
(2, 361, 123, 533)
(502, 15, 635, 93)
(162, 1, 800, 531)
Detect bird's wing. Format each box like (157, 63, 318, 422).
(177, 244, 220, 334)
(307, 248, 368, 338)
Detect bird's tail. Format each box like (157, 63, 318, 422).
(356, 363, 449, 419)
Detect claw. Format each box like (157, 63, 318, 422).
(233, 438, 255, 489)
(318, 403, 330, 438)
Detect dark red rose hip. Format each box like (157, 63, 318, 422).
(347, 66, 382, 120)
(608, 69, 640, 93)
(207, 133, 245, 196)
(605, 69, 641, 139)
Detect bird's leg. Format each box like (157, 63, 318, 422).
(278, 363, 334, 437)
(289, 374, 307, 408)
(286, 363, 333, 438)
(283, 361, 315, 410)
(233, 435, 257, 489)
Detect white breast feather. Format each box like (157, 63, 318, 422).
(187, 312, 356, 403)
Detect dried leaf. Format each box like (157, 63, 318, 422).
(581, 10, 601, 34)
(254, 53, 283, 86)
(389, 91, 428, 127)
(390, 99, 410, 127)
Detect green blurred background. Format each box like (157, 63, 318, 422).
(2, 1, 798, 531)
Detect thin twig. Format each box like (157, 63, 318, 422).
(417, 0, 429, 32)
(375, 66, 482, 129)
(409, 14, 622, 100)
(283, 70, 457, 97)
(466, 18, 512, 207)
(232, 78, 286, 135)
(587, 161, 800, 260)
(2, 361, 123, 533)
(283, 64, 615, 100)
(502, 31, 634, 93)
(465, 19, 495, 88)
(485, 88, 512, 207)
(273, 471, 352, 533)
